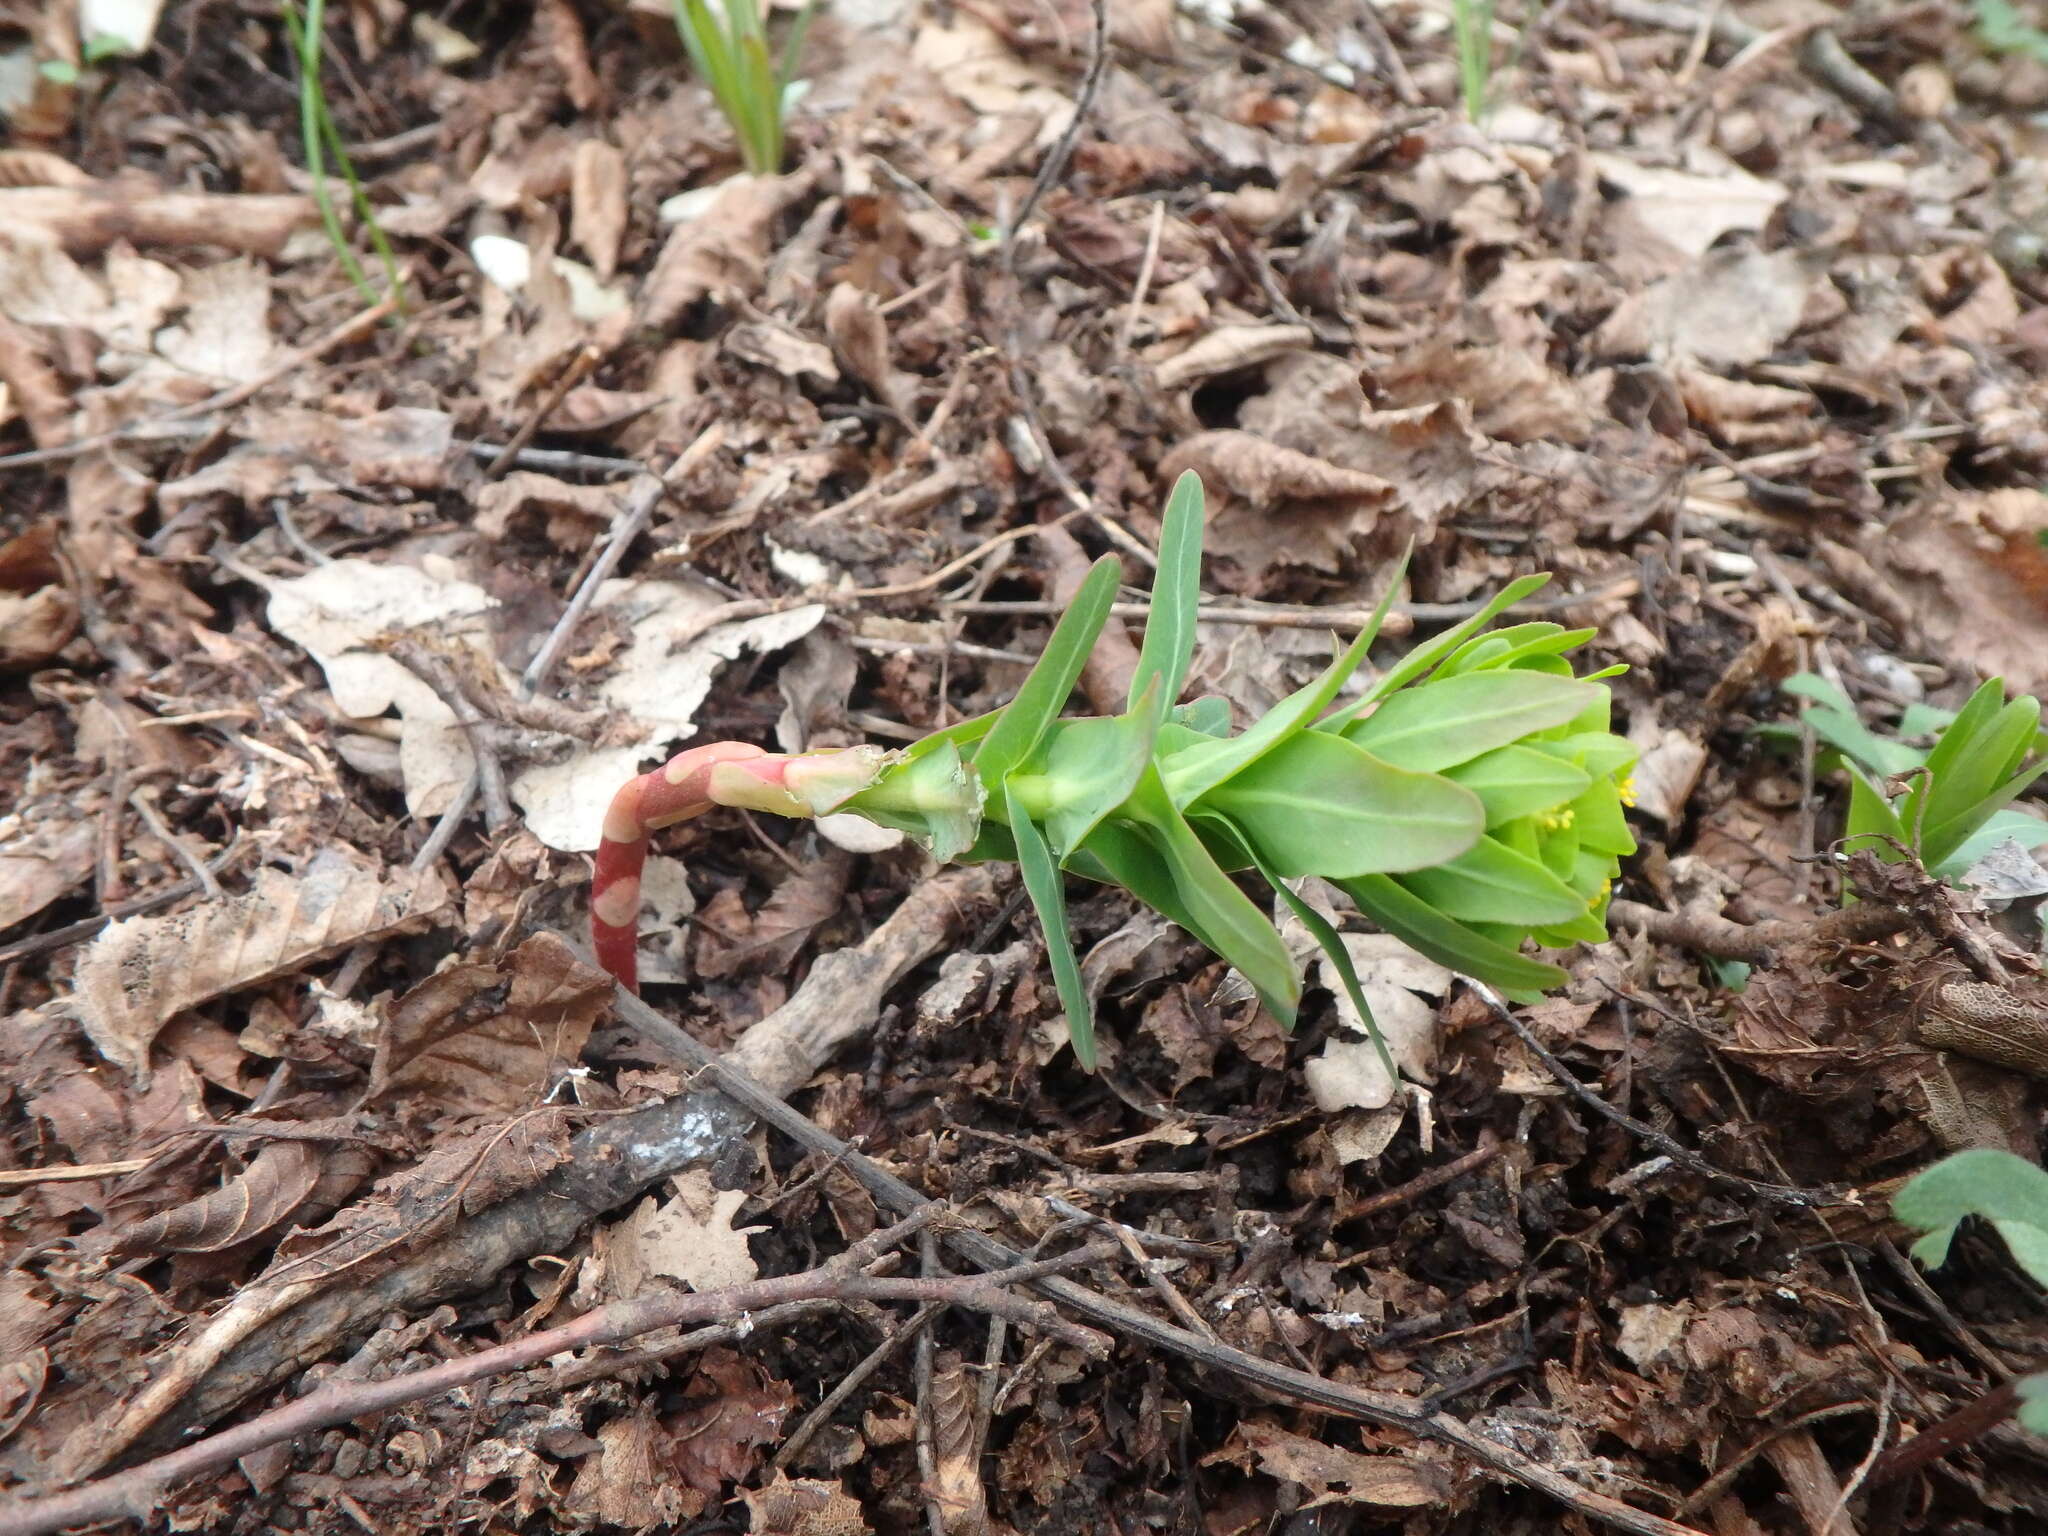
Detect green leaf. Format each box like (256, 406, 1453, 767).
(1120, 768, 1302, 1027)
(1923, 752, 2048, 871)
(1172, 696, 1233, 736)
(1194, 731, 1483, 878)
(1342, 672, 1596, 772)
(1130, 471, 1205, 712)
(1007, 781, 1098, 1070)
(2020, 1373, 2048, 1437)
(1040, 679, 1165, 857)
(1160, 572, 1402, 808)
(1339, 874, 1566, 999)
(1438, 623, 1595, 678)
(1933, 808, 2048, 878)
(1781, 674, 1927, 779)
(1843, 761, 1910, 860)
(1908, 680, 2020, 838)
(1895, 1148, 2048, 1286)
(1445, 746, 1592, 826)
(1397, 836, 1590, 926)
(974, 553, 1119, 788)
(1319, 572, 1552, 731)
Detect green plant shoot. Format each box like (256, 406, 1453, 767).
(594, 472, 1639, 1073)
(1766, 673, 2048, 881)
(281, 0, 405, 309)
(670, 0, 813, 176)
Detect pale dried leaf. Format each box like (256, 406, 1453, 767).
(0, 816, 93, 929)
(152, 258, 280, 385)
(71, 849, 450, 1085)
(1281, 892, 1448, 1114)
(1588, 151, 1788, 259)
(1592, 247, 1814, 368)
(605, 1167, 764, 1299)
(824, 282, 900, 410)
(265, 557, 498, 818)
(0, 150, 92, 188)
(566, 1405, 687, 1527)
(570, 139, 626, 280)
(510, 581, 824, 851)
(1154, 324, 1315, 391)
(639, 171, 814, 330)
(1226, 1421, 1449, 1508)
(740, 1473, 872, 1536)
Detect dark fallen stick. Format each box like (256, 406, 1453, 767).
(0, 1216, 1114, 1536)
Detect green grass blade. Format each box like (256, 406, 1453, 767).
(974, 553, 1119, 788)
(1129, 470, 1205, 712)
(1008, 781, 1097, 1069)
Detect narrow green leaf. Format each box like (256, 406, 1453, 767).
(1007, 782, 1098, 1070)
(1319, 572, 1552, 731)
(1250, 851, 1397, 1083)
(1123, 769, 1301, 1027)
(974, 553, 1119, 788)
(1932, 807, 2048, 878)
(1909, 679, 2018, 836)
(1923, 753, 2048, 871)
(1041, 679, 1164, 857)
(1338, 874, 1566, 999)
(1342, 672, 1595, 772)
(1160, 565, 1402, 807)
(1444, 745, 1591, 826)
(1195, 731, 1484, 878)
(2020, 1373, 2048, 1437)
(1129, 470, 1205, 712)
(1397, 836, 1590, 926)
(1842, 761, 1909, 860)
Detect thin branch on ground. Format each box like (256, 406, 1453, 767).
(1470, 983, 1841, 1209)
(1001, 0, 1110, 263)
(599, 974, 1715, 1536)
(0, 1216, 1115, 1536)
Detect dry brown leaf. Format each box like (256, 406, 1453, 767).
(371, 932, 609, 1116)
(566, 1403, 690, 1528)
(0, 817, 95, 936)
(824, 282, 903, 412)
(1159, 430, 1395, 589)
(667, 1349, 798, 1506)
(570, 139, 627, 280)
(474, 471, 623, 548)
(1675, 366, 1819, 450)
(604, 1166, 765, 1299)
(70, 849, 451, 1085)
(740, 1473, 872, 1536)
(1373, 337, 1593, 445)
(1877, 489, 2048, 700)
(0, 314, 71, 449)
(1916, 246, 2020, 346)
(1216, 1420, 1449, 1508)
(106, 1139, 323, 1258)
(1591, 246, 1814, 368)
(1153, 324, 1316, 391)
(1587, 151, 1788, 259)
(639, 171, 814, 330)
(695, 848, 852, 979)
(535, 0, 599, 111)
(0, 187, 316, 257)
(726, 317, 840, 384)
(928, 1351, 990, 1534)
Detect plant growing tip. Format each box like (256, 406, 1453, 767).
(591, 468, 1638, 1078)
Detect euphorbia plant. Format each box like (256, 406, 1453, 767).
(593, 472, 1638, 1069)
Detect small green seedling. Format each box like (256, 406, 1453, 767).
(1766, 673, 2048, 881)
(670, 0, 813, 176)
(594, 472, 1638, 1071)
(281, 0, 405, 308)
(1896, 1147, 2048, 1435)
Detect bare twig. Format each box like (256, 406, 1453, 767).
(1470, 983, 1840, 1209)
(125, 787, 222, 899)
(1865, 1375, 2026, 1489)
(1001, 0, 1111, 262)
(520, 424, 726, 696)
(0, 842, 241, 968)
(482, 345, 599, 480)
(0, 1219, 1114, 1536)
(383, 637, 515, 832)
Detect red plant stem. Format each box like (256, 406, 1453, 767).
(590, 740, 767, 990)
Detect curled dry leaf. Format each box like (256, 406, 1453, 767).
(0, 816, 94, 930)
(1590, 246, 1814, 368)
(638, 170, 815, 331)
(1153, 323, 1315, 391)
(0, 520, 79, 669)
(70, 848, 451, 1085)
(824, 282, 904, 413)
(928, 1350, 990, 1534)
(0, 150, 94, 188)
(370, 932, 611, 1117)
(695, 846, 852, 979)
(1159, 430, 1395, 588)
(105, 1138, 324, 1258)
